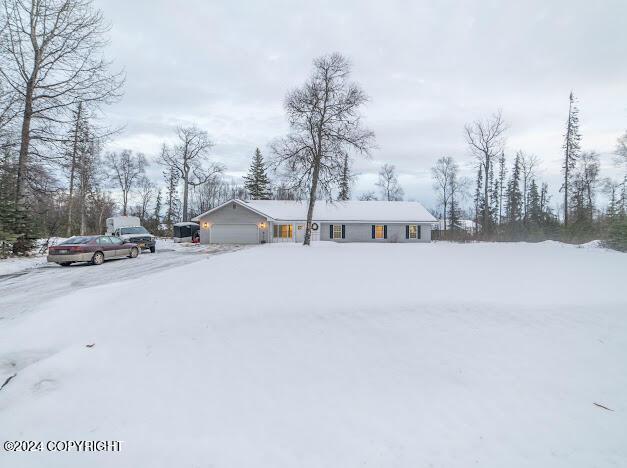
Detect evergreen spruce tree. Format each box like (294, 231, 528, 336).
(620, 177, 627, 216)
(337, 154, 351, 201)
(0, 204, 18, 257)
(607, 175, 627, 251)
(146, 190, 162, 234)
(488, 161, 498, 225)
(497, 152, 507, 225)
(0, 151, 18, 257)
(153, 190, 162, 223)
(604, 180, 620, 222)
(527, 178, 542, 224)
(243, 148, 271, 200)
(0, 149, 35, 255)
(473, 166, 483, 234)
(562, 92, 582, 226)
(607, 218, 627, 251)
(506, 153, 523, 224)
(449, 187, 461, 232)
(163, 164, 180, 230)
(11, 206, 37, 254)
(65, 102, 87, 236)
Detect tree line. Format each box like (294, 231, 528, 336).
(0, 0, 311, 255)
(0, 0, 624, 254)
(431, 96, 627, 250)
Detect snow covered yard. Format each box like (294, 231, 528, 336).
(0, 238, 67, 276)
(0, 255, 48, 276)
(0, 242, 626, 467)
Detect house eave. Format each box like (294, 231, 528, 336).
(271, 219, 436, 223)
(191, 198, 271, 222)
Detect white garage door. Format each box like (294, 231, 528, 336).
(210, 224, 259, 244)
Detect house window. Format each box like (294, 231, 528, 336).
(408, 224, 418, 239)
(273, 224, 293, 238)
(330, 224, 345, 239)
(374, 225, 385, 239)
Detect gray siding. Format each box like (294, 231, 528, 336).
(195, 201, 433, 244)
(320, 223, 431, 243)
(197, 202, 269, 244)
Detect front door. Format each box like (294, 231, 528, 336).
(295, 223, 305, 242)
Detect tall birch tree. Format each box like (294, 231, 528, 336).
(376, 163, 403, 201)
(160, 126, 223, 222)
(0, 0, 123, 212)
(272, 53, 374, 245)
(431, 156, 456, 229)
(106, 150, 146, 216)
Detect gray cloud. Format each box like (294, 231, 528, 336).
(95, 0, 627, 209)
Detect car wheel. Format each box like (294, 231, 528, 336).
(128, 247, 139, 258)
(91, 251, 105, 266)
(60, 262, 72, 267)
(149, 246, 156, 253)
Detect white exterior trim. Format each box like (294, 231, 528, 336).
(192, 199, 273, 222)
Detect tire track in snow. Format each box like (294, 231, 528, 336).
(0, 245, 242, 320)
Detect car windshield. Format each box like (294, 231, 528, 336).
(120, 226, 149, 235)
(61, 236, 93, 245)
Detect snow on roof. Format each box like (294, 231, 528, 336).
(173, 222, 200, 227)
(193, 199, 436, 222)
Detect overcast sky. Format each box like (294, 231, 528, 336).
(94, 0, 627, 210)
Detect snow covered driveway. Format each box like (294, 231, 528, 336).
(1, 242, 626, 467)
(0, 241, 241, 319)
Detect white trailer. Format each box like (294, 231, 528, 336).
(105, 216, 141, 235)
(105, 216, 157, 253)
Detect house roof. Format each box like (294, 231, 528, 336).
(192, 199, 437, 223)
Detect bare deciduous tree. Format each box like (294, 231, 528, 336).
(272, 53, 375, 245)
(65, 102, 119, 235)
(465, 111, 507, 233)
(107, 150, 146, 216)
(376, 163, 403, 201)
(160, 126, 223, 221)
(572, 151, 601, 221)
(0, 80, 18, 145)
(431, 156, 457, 229)
(136, 175, 155, 221)
(449, 172, 470, 231)
(616, 131, 627, 169)
(0, 0, 124, 210)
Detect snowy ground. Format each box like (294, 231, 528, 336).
(0, 237, 67, 276)
(0, 241, 626, 467)
(0, 239, 241, 319)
